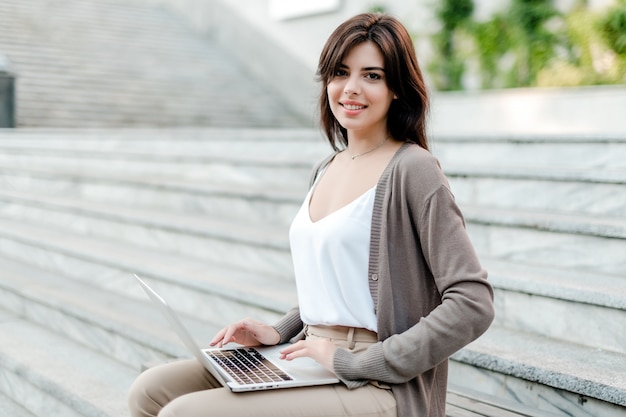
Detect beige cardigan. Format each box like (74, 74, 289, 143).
(273, 143, 495, 417)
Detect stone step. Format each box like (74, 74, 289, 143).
(2, 159, 623, 226)
(432, 134, 626, 173)
(449, 174, 626, 218)
(0, 309, 134, 417)
(0, 35, 231, 66)
(446, 385, 563, 417)
(0, 168, 304, 227)
(0, 216, 296, 325)
(0, 391, 37, 417)
(0, 0, 304, 127)
(1, 181, 623, 275)
(0, 189, 295, 279)
(0, 254, 219, 370)
(0, 0, 184, 23)
(466, 211, 625, 275)
(484, 258, 626, 354)
(449, 326, 626, 417)
(0, 0, 216, 51)
(0, 189, 623, 350)
(2, 132, 625, 218)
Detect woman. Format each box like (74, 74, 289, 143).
(128, 12, 494, 417)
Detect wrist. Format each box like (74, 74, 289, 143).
(270, 327, 281, 345)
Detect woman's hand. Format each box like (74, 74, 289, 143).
(278, 339, 338, 372)
(210, 318, 281, 348)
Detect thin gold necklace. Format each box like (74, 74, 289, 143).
(349, 137, 389, 160)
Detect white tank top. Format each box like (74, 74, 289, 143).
(288, 181, 378, 332)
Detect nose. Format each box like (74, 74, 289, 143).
(343, 75, 360, 95)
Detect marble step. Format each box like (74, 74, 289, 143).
(0, 1, 217, 53)
(485, 258, 626, 354)
(1, 184, 623, 276)
(0, 128, 325, 158)
(1, 157, 623, 224)
(4, 131, 624, 172)
(446, 385, 563, 417)
(0, 216, 296, 325)
(448, 172, 626, 218)
(0, 190, 295, 279)
(0, 391, 37, 417)
(0, 127, 322, 142)
(466, 211, 625, 275)
(0, 0, 304, 128)
(0, 134, 325, 179)
(431, 134, 626, 173)
(0, 254, 220, 370)
(0, 190, 623, 351)
(0, 0, 185, 21)
(0, 310, 134, 417)
(0, 167, 305, 226)
(0, 45, 231, 80)
(449, 326, 626, 417)
(2, 175, 623, 270)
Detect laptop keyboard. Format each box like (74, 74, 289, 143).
(208, 348, 293, 385)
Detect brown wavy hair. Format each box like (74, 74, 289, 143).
(317, 13, 429, 151)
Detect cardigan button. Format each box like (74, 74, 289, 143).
(371, 273, 379, 281)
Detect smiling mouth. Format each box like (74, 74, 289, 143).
(341, 103, 366, 110)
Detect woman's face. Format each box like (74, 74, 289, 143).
(326, 41, 395, 138)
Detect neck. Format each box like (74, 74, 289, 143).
(348, 135, 389, 160)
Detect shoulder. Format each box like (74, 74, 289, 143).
(309, 151, 339, 187)
(388, 143, 449, 191)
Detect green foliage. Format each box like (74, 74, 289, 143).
(430, 0, 474, 90)
(437, 0, 473, 30)
(427, 0, 626, 90)
(598, 1, 626, 54)
(471, 14, 514, 88)
(368, 5, 387, 14)
(508, 0, 562, 86)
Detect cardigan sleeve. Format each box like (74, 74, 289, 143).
(272, 306, 304, 344)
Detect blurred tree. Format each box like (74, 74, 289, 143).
(429, 0, 474, 90)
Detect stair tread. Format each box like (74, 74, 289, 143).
(463, 205, 626, 238)
(0, 310, 134, 417)
(1, 189, 624, 313)
(0, 187, 292, 244)
(484, 257, 626, 309)
(447, 385, 563, 417)
(0, 216, 297, 313)
(0, 127, 323, 142)
(0, 390, 37, 417)
(0, 0, 302, 128)
(454, 326, 626, 406)
(0, 254, 219, 363)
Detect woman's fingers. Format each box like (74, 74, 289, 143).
(209, 319, 280, 348)
(242, 320, 281, 346)
(279, 340, 336, 371)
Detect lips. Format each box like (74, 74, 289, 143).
(340, 102, 367, 111)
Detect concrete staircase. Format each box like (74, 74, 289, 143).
(0, 0, 305, 128)
(0, 128, 624, 416)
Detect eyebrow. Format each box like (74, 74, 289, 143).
(338, 64, 386, 72)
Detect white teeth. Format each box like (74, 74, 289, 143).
(343, 104, 365, 110)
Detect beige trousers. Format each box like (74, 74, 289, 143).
(128, 325, 396, 417)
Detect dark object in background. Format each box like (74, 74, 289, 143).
(0, 53, 15, 128)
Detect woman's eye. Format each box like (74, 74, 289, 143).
(334, 69, 348, 77)
(365, 72, 382, 80)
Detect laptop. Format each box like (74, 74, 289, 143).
(134, 274, 339, 392)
